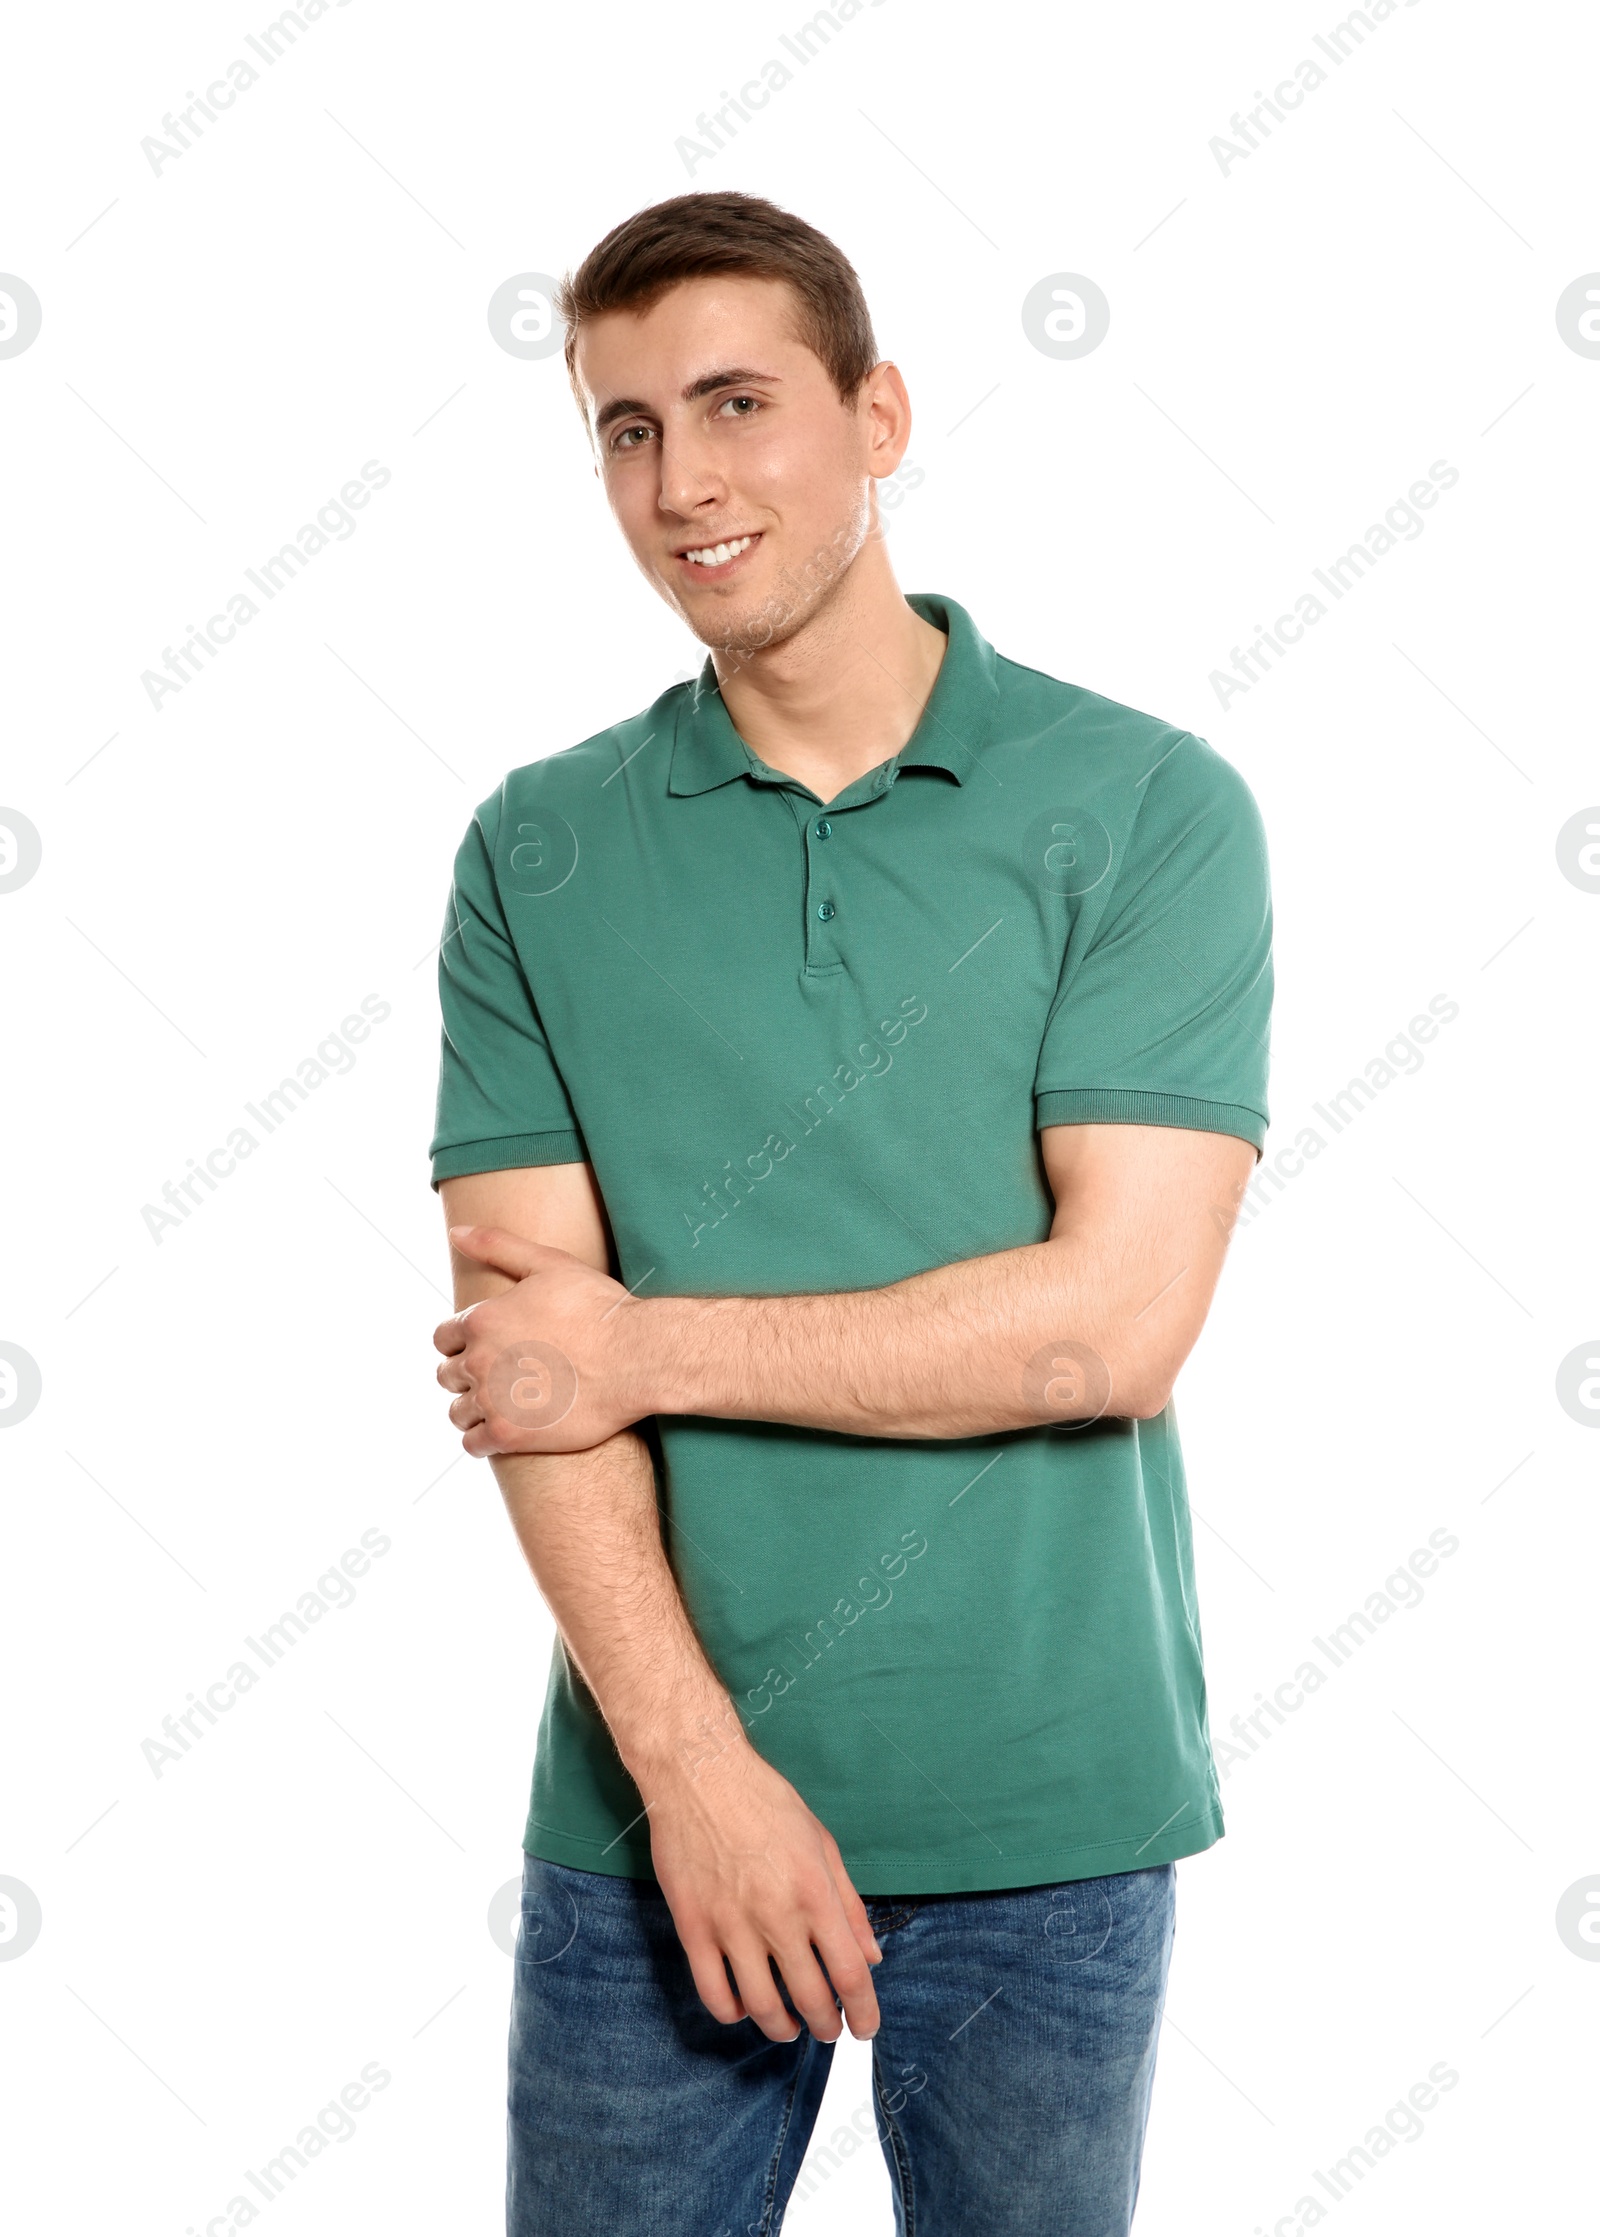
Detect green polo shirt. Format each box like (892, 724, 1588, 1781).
(430, 592, 1272, 1895)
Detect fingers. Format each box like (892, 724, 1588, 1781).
(446, 1224, 564, 1281)
(770, 1938, 853, 2045)
(810, 1914, 881, 2041)
(651, 1783, 883, 2047)
(439, 1355, 490, 1451)
(823, 1838, 885, 1971)
(815, 1839, 883, 2038)
(722, 1941, 806, 2044)
(725, 1931, 876, 2045)
(431, 1312, 468, 1358)
(681, 1934, 745, 2028)
(675, 1900, 802, 2044)
(683, 1917, 878, 2045)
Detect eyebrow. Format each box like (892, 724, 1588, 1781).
(591, 367, 783, 437)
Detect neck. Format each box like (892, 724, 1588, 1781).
(707, 538, 947, 805)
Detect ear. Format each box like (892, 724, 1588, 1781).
(861, 359, 913, 480)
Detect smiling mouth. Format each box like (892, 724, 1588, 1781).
(673, 532, 761, 578)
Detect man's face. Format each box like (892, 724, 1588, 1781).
(572, 275, 889, 656)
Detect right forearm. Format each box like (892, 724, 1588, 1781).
(489, 1429, 746, 1789)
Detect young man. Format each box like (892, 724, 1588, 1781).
(430, 191, 1271, 2237)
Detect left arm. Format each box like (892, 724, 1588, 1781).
(439, 1120, 1254, 1450)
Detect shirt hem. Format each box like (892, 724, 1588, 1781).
(1035, 1088, 1266, 1156)
(523, 1800, 1225, 1895)
(430, 1129, 588, 1186)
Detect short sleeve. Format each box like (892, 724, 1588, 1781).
(1034, 736, 1272, 1157)
(429, 790, 588, 1187)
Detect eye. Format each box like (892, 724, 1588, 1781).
(608, 423, 655, 453)
(717, 394, 762, 418)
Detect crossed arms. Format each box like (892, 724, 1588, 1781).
(432, 1121, 1254, 2046)
(438, 1121, 1255, 1452)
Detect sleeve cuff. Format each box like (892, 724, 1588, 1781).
(1035, 1088, 1266, 1156)
(430, 1128, 588, 1188)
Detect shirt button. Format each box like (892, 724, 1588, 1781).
(815, 819, 832, 840)
(817, 900, 836, 921)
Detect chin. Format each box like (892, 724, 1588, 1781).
(703, 607, 802, 661)
(734, 571, 846, 658)
(675, 585, 776, 658)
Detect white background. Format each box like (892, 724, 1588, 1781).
(2, 1, 1595, 2230)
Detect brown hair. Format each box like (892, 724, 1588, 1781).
(556, 191, 880, 410)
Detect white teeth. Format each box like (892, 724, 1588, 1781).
(684, 535, 754, 566)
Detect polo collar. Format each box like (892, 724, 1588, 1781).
(667, 592, 1000, 797)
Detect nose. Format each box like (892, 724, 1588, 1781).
(656, 415, 728, 525)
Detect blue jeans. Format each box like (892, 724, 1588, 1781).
(507, 1852, 1177, 2236)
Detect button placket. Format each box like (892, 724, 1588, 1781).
(801, 799, 843, 971)
(792, 763, 896, 971)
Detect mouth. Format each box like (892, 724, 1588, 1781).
(671, 531, 763, 583)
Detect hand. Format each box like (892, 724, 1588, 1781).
(434, 1225, 645, 1455)
(642, 1735, 883, 2044)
